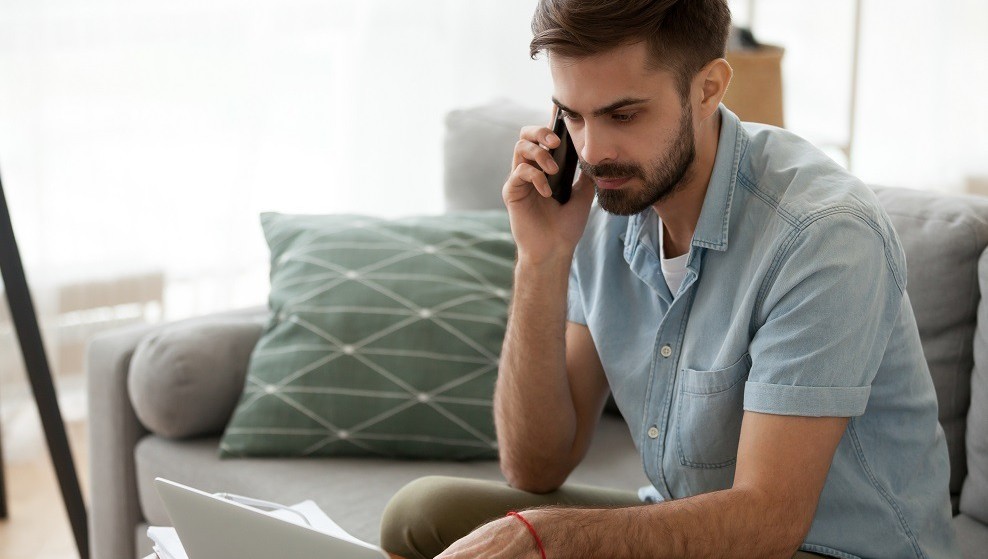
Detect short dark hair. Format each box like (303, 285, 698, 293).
(530, 0, 732, 100)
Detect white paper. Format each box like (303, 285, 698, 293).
(295, 501, 378, 551)
(147, 499, 380, 557)
(147, 526, 188, 559)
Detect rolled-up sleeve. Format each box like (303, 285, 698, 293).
(744, 212, 905, 417)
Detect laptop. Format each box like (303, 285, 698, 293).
(154, 477, 389, 559)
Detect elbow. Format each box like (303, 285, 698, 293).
(775, 536, 808, 559)
(777, 502, 817, 557)
(505, 474, 564, 495)
(739, 486, 815, 559)
(500, 458, 567, 494)
(774, 514, 816, 557)
(780, 521, 815, 559)
(747, 522, 807, 559)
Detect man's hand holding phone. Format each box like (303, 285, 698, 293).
(502, 107, 595, 264)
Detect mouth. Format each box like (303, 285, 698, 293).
(595, 177, 632, 190)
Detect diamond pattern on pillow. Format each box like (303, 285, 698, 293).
(220, 212, 515, 460)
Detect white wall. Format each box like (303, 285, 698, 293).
(0, 0, 552, 328)
(0, 0, 985, 382)
(738, 0, 988, 192)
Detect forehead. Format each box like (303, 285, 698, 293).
(548, 42, 679, 111)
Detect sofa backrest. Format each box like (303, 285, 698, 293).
(872, 188, 988, 514)
(442, 99, 988, 516)
(444, 99, 545, 212)
(963, 250, 988, 524)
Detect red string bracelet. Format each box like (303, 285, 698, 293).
(506, 510, 547, 559)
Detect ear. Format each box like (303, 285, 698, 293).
(692, 58, 733, 121)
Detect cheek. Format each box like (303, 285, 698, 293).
(633, 127, 671, 162)
(653, 117, 684, 143)
(647, 118, 690, 156)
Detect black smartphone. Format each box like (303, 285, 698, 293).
(546, 105, 578, 204)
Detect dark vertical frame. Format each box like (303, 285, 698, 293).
(0, 167, 89, 558)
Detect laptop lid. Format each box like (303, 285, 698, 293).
(154, 477, 388, 559)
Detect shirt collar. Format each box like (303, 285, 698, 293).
(690, 104, 745, 252)
(621, 104, 747, 256)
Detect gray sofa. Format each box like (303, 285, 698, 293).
(88, 100, 988, 559)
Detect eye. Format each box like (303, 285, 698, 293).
(612, 112, 638, 123)
(561, 110, 583, 122)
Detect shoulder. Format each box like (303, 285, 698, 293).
(739, 123, 884, 227)
(735, 123, 906, 283)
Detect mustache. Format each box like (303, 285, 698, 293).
(579, 159, 644, 180)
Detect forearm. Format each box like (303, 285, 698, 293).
(529, 487, 804, 559)
(495, 254, 577, 491)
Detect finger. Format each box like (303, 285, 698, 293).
(519, 125, 560, 149)
(512, 127, 560, 171)
(504, 162, 551, 200)
(518, 163, 552, 198)
(514, 139, 559, 175)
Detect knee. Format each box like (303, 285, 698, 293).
(380, 476, 477, 559)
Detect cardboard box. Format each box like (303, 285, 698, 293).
(723, 45, 785, 128)
(966, 175, 988, 197)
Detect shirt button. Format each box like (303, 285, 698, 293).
(660, 345, 673, 358)
(647, 426, 659, 439)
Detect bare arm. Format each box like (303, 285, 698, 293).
(440, 412, 849, 558)
(494, 122, 601, 493)
(495, 272, 611, 492)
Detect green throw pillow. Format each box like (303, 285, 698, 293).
(220, 211, 515, 460)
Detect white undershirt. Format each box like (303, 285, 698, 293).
(658, 222, 689, 296)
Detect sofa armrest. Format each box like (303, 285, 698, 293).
(87, 319, 160, 559)
(86, 305, 267, 559)
(128, 311, 268, 440)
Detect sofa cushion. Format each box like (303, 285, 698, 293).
(443, 98, 546, 212)
(960, 246, 988, 523)
(952, 514, 988, 559)
(872, 186, 988, 510)
(139, 415, 648, 545)
(128, 315, 266, 439)
(219, 211, 515, 460)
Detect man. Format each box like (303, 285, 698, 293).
(381, 1, 960, 557)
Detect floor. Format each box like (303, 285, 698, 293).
(0, 376, 89, 559)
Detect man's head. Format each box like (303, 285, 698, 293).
(530, 0, 732, 215)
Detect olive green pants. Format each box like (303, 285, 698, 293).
(380, 476, 831, 559)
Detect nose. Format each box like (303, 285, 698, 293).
(578, 124, 618, 166)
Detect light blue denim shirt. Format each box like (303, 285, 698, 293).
(567, 105, 960, 558)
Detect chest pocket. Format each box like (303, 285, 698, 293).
(675, 353, 751, 468)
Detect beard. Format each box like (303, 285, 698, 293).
(580, 103, 696, 216)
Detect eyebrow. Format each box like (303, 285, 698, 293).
(551, 96, 651, 118)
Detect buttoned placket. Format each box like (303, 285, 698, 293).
(600, 104, 741, 502)
(624, 212, 703, 501)
(643, 286, 700, 500)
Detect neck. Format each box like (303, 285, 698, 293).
(653, 108, 722, 258)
